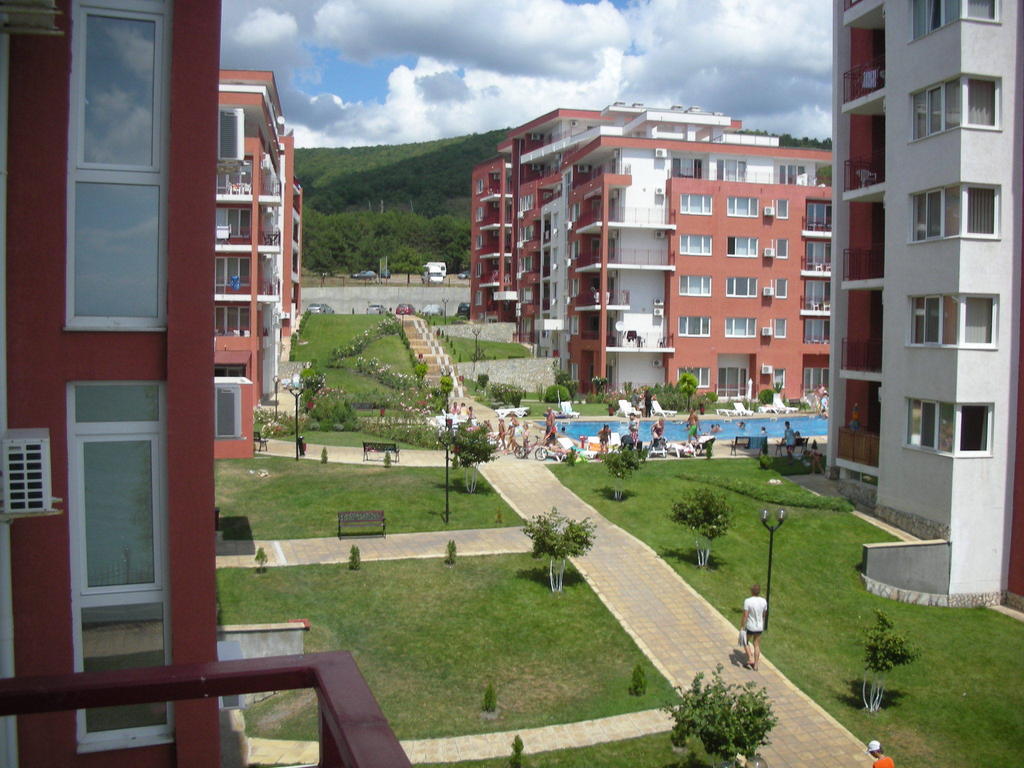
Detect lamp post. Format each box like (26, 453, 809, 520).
(286, 374, 303, 461)
(442, 297, 449, 321)
(760, 509, 785, 631)
(441, 416, 455, 524)
(273, 375, 280, 418)
(472, 326, 482, 361)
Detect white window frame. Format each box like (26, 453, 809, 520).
(909, 294, 997, 348)
(679, 316, 711, 337)
(911, 185, 999, 241)
(67, 2, 171, 331)
(476, 178, 484, 194)
(912, 76, 999, 140)
(724, 317, 756, 337)
(775, 278, 788, 299)
(803, 367, 829, 393)
(679, 275, 712, 296)
(679, 193, 712, 215)
(680, 234, 713, 256)
(727, 236, 759, 258)
(906, 398, 992, 455)
(678, 367, 710, 388)
(775, 199, 789, 219)
(68, 382, 171, 750)
(804, 318, 830, 344)
(774, 318, 787, 338)
(772, 368, 786, 390)
(726, 277, 758, 298)
(913, 0, 999, 40)
(215, 305, 250, 336)
(727, 196, 759, 217)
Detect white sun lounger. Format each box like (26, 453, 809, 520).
(651, 400, 677, 417)
(616, 399, 641, 418)
(495, 406, 529, 419)
(556, 401, 581, 418)
(772, 393, 798, 414)
(732, 402, 755, 416)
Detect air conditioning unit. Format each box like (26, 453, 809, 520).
(654, 148, 668, 158)
(763, 286, 775, 297)
(655, 187, 664, 196)
(763, 206, 776, 217)
(652, 358, 663, 368)
(761, 326, 773, 337)
(218, 108, 245, 161)
(654, 231, 666, 239)
(653, 307, 664, 317)
(761, 364, 774, 374)
(763, 247, 776, 258)
(653, 299, 664, 307)
(2, 429, 55, 517)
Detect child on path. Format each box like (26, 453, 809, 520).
(740, 584, 768, 671)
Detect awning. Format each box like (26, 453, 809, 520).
(215, 350, 251, 366)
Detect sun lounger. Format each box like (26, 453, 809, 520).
(732, 402, 754, 416)
(556, 401, 581, 418)
(666, 441, 696, 458)
(647, 439, 668, 459)
(772, 394, 798, 414)
(495, 406, 529, 419)
(616, 399, 641, 418)
(757, 405, 777, 414)
(651, 400, 677, 417)
(558, 436, 599, 460)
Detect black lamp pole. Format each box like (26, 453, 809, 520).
(287, 375, 303, 460)
(443, 416, 454, 524)
(760, 509, 785, 631)
(442, 298, 449, 321)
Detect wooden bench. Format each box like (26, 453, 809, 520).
(254, 430, 269, 452)
(338, 510, 386, 538)
(730, 436, 751, 455)
(362, 441, 399, 462)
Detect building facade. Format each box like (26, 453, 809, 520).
(831, 0, 1023, 605)
(215, 71, 302, 459)
(1, 0, 222, 765)
(470, 105, 833, 400)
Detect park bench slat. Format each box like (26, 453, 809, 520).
(338, 510, 386, 538)
(362, 441, 399, 462)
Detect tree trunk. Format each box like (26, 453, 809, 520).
(464, 465, 478, 493)
(862, 672, 886, 712)
(613, 478, 624, 501)
(548, 557, 567, 593)
(695, 536, 712, 568)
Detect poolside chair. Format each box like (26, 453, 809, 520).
(715, 403, 736, 416)
(556, 401, 581, 418)
(647, 439, 668, 459)
(494, 406, 529, 419)
(771, 393, 798, 414)
(666, 441, 696, 458)
(616, 399, 640, 418)
(757, 404, 778, 414)
(694, 436, 716, 457)
(732, 402, 755, 417)
(558, 436, 599, 460)
(651, 400, 677, 418)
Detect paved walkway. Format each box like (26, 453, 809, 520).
(262, 438, 448, 467)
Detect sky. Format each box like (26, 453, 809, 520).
(220, 0, 833, 149)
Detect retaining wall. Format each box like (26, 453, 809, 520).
(441, 323, 515, 343)
(218, 621, 309, 704)
(303, 284, 468, 315)
(456, 358, 556, 392)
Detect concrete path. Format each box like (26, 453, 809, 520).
(479, 461, 869, 768)
(261, 438, 448, 467)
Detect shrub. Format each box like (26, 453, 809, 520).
(413, 362, 428, 380)
(348, 545, 361, 571)
(477, 373, 489, 390)
(758, 388, 775, 405)
(671, 489, 733, 568)
(863, 610, 920, 712)
(320, 447, 328, 464)
(509, 735, 524, 768)
(554, 368, 577, 400)
(677, 373, 698, 409)
(543, 384, 570, 403)
(482, 681, 497, 712)
(445, 539, 457, 566)
(308, 390, 359, 431)
(489, 383, 524, 407)
(522, 507, 596, 593)
(254, 547, 268, 573)
(758, 454, 772, 470)
(603, 447, 647, 500)
(704, 439, 714, 460)
(629, 663, 647, 696)
(383, 450, 392, 469)
(439, 375, 454, 397)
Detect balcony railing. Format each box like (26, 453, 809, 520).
(608, 206, 669, 225)
(837, 427, 879, 467)
(844, 152, 885, 192)
(0, 652, 411, 768)
(843, 247, 884, 280)
(608, 331, 673, 349)
(802, 255, 832, 273)
(842, 338, 883, 371)
(578, 248, 671, 268)
(802, 216, 832, 233)
(801, 296, 831, 312)
(259, 279, 281, 296)
(216, 226, 251, 242)
(577, 289, 630, 308)
(217, 164, 253, 196)
(216, 280, 252, 294)
(804, 334, 830, 345)
(261, 229, 281, 246)
(843, 56, 885, 102)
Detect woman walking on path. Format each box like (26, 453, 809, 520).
(741, 584, 768, 671)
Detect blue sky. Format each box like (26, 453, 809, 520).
(221, 0, 833, 148)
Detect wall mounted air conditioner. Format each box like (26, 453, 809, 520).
(653, 299, 664, 307)
(762, 286, 775, 297)
(2, 429, 56, 517)
(761, 364, 774, 374)
(652, 358, 663, 368)
(763, 206, 776, 217)
(654, 148, 668, 158)
(761, 326, 773, 336)
(218, 109, 244, 161)
(763, 248, 776, 258)
(653, 307, 664, 317)
(654, 231, 666, 239)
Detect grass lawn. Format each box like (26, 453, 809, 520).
(551, 459, 1024, 768)
(419, 734, 677, 768)
(294, 315, 413, 392)
(216, 457, 520, 540)
(446, 336, 531, 362)
(218, 555, 677, 740)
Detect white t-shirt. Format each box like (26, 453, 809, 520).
(743, 595, 768, 632)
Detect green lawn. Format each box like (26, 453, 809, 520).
(294, 314, 413, 392)
(447, 336, 531, 362)
(551, 460, 1024, 768)
(216, 457, 520, 540)
(420, 734, 678, 768)
(218, 555, 677, 740)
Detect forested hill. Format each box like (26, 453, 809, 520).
(294, 128, 508, 218)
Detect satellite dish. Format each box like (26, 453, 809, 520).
(276, 115, 286, 125)
(614, 321, 624, 332)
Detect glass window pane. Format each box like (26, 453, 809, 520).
(960, 405, 988, 451)
(908, 399, 923, 445)
(964, 297, 993, 343)
(913, 297, 925, 343)
(968, 79, 996, 125)
(76, 385, 159, 423)
(84, 440, 155, 587)
(928, 87, 942, 134)
(967, 0, 995, 19)
(216, 386, 239, 438)
(944, 81, 961, 128)
(942, 296, 959, 344)
(921, 401, 936, 447)
(926, 191, 942, 238)
(84, 16, 156, 166)
(75, 183, 160, 318)
(966, 187, 995, 234)
(938, 403, 955, 451)
(82, 603, 166, 732)
(925, 297, 941, 343)
(913, 92, 928, 138)
(944, 186, 960, 236)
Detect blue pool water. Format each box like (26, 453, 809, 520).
(545, 414, 829, 443)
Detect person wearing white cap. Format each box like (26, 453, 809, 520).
(866, 739, 894, 768)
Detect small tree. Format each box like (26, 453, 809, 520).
(445, 539, 457, 566)
(450, 424, 497, 493)
(603, 446, 647, 500)
(677, 372, 698, 410)
(862, 610, 920, 712)
(413, 362, 428, 380)
(522, 507, 596, 593)
(665, 664, 777, 763)
(509, 735, 524, 768)
(628, 663, 647, 697)
(671, 489, 733, 568)
(348, 545, 361, 571)
(482, 681, 497, 713)
(320, 446, 329, 464)
(254, 547, 268, 573)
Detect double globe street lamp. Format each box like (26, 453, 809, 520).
(760, 509, 786, 631)
(286, 374, 304, 461)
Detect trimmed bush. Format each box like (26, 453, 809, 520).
(348, 545, 361, 571)
(629, 663, 647, 696)
(482, 681, 496, 712)
(489, 383, 524, 407)
(758, 388, 775, 405)
(543, 384, 570, 403)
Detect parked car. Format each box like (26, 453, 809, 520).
(306, 303, 334, 314)
(395, 303, 414, 315)
(367, 303, 386, 315)
(351, 270, 377, 280)
(457, 271, 470, 280)
(421, 304, 442, 316)
(379, 269, 392, 279)
(456, 302, 471, 318)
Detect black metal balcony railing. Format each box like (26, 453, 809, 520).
(0, 652, 411, 768)
(801, 216, 832, 232)
(802, 255, 832, 273)
(837, 427, 879, 467)
(843, 247, 885, 280)
(842, 338, 883, 371)
(261, 230, 281, 246)
(216, 164, 253, 196)
(844, 153, 885, 192)
(843, 56, 886, 103)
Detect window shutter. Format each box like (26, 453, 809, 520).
(218, 108, 244, 161)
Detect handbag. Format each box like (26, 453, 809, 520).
(738, 629, 747, 647)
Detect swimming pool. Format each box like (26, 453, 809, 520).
(545, 414, 828, 443)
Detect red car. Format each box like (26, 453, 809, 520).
(395, 303, 414, 315)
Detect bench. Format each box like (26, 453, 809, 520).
(730, 436, 751, 455)
(362, 442, 399, 462)
(254, 430, 268, 452)
(338, 510, 386, 538)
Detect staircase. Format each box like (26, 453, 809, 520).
(402, 316, 463, 398)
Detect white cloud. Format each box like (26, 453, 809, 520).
(220, 0, 833, 147)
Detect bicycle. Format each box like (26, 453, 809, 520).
(513, 434, 532, 459)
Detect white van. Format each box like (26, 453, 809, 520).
(422, 261, 447, 284)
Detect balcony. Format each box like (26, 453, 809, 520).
(801, 255, 832, 277)
(843, 153, 885, 200)
(215, 280, 252, 298)
(576, 289, 631, 311)
(801, 216, 832, 237)
(837, 427, 879, 467)
(217, 164, 253, 197)
(800, 296, 831, 316)
(842, 338, 882, 372)
(843, 247, 884, 281)
(261, 229, 281, 246)
(0, 652, 410, 768)
(260, 174, 281, 199)
(843, 57, 885, 110)
(577, 248, 673, 271)
(607, 331, 674, 352)
(479, 272, 502, 288)
(576, 206, 672, 234)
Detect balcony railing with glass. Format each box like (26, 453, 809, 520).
(578, 248, 671, 268)
(261, 229, 281, 246)
(802, 254, 832, 274)
(801, 295, 831, 312)
(844, 152, 885, 192)
(576, 289, 630, 309)
(217, 164, 253, 196)
(802, 216, 832, 233)
(837, 427, 879, 467)
(216, 278, 251, 295)
(608, 331, 673, 349)
(216, 225, 251, 242)
(842, 338, 883, 371)
(843, 247, 884, 280)
(843, 57, 885, 103)
(608, 206, 669, 225)
(261, 172, 281, 197)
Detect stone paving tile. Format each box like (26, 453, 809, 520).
(263, 439, 448, 467)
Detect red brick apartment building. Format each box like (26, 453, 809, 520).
(215, 71, 303, 459)
(471, 104, 832, 400)
(0, 3, 402, 767)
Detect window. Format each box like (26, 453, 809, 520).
(679, 275, 712, 296)
(913, 77, 997, 138)
(673, 158, 704, 179)
(910, 294, 995, 346)
(774, 318, 788, 338)
(912, 185, 998, 240)
(476, 206, 484, 222)
(570, 316, 579, 334)
(727, 196, 758, 217)
(805, 201, 832, 230)
(476, 178, 484, 193)
(215, 381, 242, 439)
(678, 367, 710, 388)
(569, 278, 579, 298)
(913, 0, 957, 37)
(475, 234, 483, 249)
(727, 236, 758, 257)
(777, 165, 807, 185)
(725, 317, 756, 337)
(772, 368, 786, 390)
(775, 239, 789, 259)
(966, 187, 996, 234)
(70, 383, 169, 743)
(475, 290, 482, 306)
(966, 0, 996, 19)
(776, 199, 789, 219)
(908, 399, 990, 453)
(803, 367, 829, 393)
(726, 278, 758, 298)
(805, 241, 831, 270)
(679, 316, 711, 336)
(717, 367, 748, 397)
(216, 207, 251, 238)
(680, 234, 713, 255)
(967, 78, 996, 125)
(679, 194, 712, 215)
(717, 159, 747, 182)
(215, 306, 249, 336)
(804, 318, 830, 343)
(215, 257, 250, 293)
(805, 280, 830, 309)
(775, 278, 788, 299)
